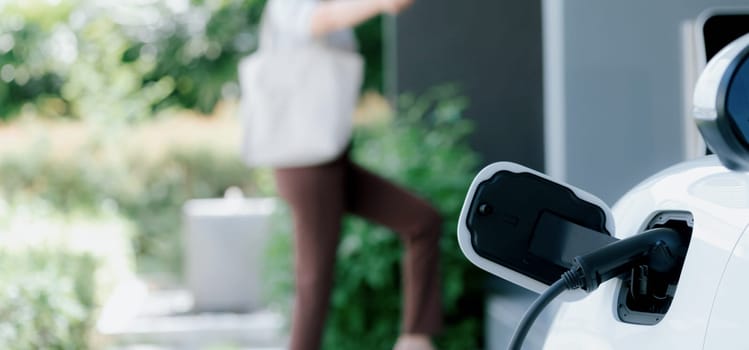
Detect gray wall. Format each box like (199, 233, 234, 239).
(389, 0, 545, 170)
(544, 0, 749, 204)
(391, 0, 749, 204)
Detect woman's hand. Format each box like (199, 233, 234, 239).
(379, 0, 415, 15)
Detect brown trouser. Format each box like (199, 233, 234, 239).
(274, 149, 443, 350)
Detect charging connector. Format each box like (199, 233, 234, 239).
(508, 227, 684, 350)
(572, 228, 684, 292)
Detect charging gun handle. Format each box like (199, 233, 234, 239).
(572, 227, 684, 292)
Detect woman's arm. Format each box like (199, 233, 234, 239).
(310, 0, 414, 36)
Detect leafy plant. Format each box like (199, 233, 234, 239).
(264, 87, 487, 350)
(0, 0, 385, 122)
(0, 250, 97, 350)
(355, 16, 384, 93)
(0, 140, 267, 280)
(116, 146, 266, 279)
(0, 0, 74, 118)
(123, 0, 268, 114)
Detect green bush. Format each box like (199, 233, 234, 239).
(0, 0, 268, 120)
(0, 250, 97, 350)
(117, 147, 268, 279)
(264, 87, 487, 350)
(0, 143, 267, 280)
(124, 0, 268, 114)
(0, 0, 385, 121)
(0, 1, 74, 118)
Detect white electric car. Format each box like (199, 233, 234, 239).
(458, 32, 749, 350)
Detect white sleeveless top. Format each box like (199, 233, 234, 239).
(264, 0, 358, 52)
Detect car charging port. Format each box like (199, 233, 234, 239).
(616, 211, 694, 325)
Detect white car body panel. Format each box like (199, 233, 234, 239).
(544, 156, 749, 349)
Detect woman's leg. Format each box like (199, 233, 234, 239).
(344, 160, 443, 336)
(274, 156, 347, 350)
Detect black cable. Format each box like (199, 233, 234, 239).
(507, 277, 570, 350)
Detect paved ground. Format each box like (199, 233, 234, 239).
(98, 279, 287, 350)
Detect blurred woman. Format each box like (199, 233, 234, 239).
(263, 1, 443, 349)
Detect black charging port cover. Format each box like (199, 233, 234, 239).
(466, 171, 613, 286)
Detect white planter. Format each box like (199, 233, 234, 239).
(182, 193, 276, 313)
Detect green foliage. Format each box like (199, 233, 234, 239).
(124, 0, 267, 114)
(0, 143, 266, 279)
(0, 1, 73, 118)
(264, 87, 486, 350)
(0, 0, 266, 120)
(117, 147, 267, 278)
(0, 250, 97, 350)
(0, 0, 385, 121)
(355, 16, 384, 93)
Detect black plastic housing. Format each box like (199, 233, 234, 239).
(466, 171, 613, 286)
(573, 228, 686, 293)
(617, 212, 693, 325)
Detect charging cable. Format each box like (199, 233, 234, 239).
(507, 227, 684, 350)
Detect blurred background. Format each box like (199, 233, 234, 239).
(0, 0, 484, 349)
(1, 0, 748, 349)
